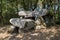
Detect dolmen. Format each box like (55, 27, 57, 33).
(9, 9, 47, 33)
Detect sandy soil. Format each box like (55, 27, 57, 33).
(0, 25, 60, 40)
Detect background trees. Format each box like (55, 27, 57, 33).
(0, 0, 39, 24)
(0, 0, 60, 25)
(19, 0, 38, 11)
(0, 0, 19, 24)
(42, 0, 60, 24)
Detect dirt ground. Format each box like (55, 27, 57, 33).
(0, 25, 60, 40)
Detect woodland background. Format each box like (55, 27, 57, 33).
(0, 0, 60, 25)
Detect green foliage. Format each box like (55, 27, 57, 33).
(42, 0, 60, 24)
(19, 0, 38, 10)
(0, 0, 39, 24)
(1, 0, 19, 24)
(0, 0, 60, 24)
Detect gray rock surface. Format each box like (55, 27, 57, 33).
(9, 18, 35, 30)
(18, 9, 47, 18)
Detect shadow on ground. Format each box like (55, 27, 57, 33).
(0, 25, 60, 40)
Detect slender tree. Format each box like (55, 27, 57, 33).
(19, 0, 38, 11)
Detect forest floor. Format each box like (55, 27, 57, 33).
(0, 25, 60, 40)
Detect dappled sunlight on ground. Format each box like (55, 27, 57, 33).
(0, 25, 60, 40)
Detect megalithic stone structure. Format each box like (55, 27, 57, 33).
(9, 9, 47, 32)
